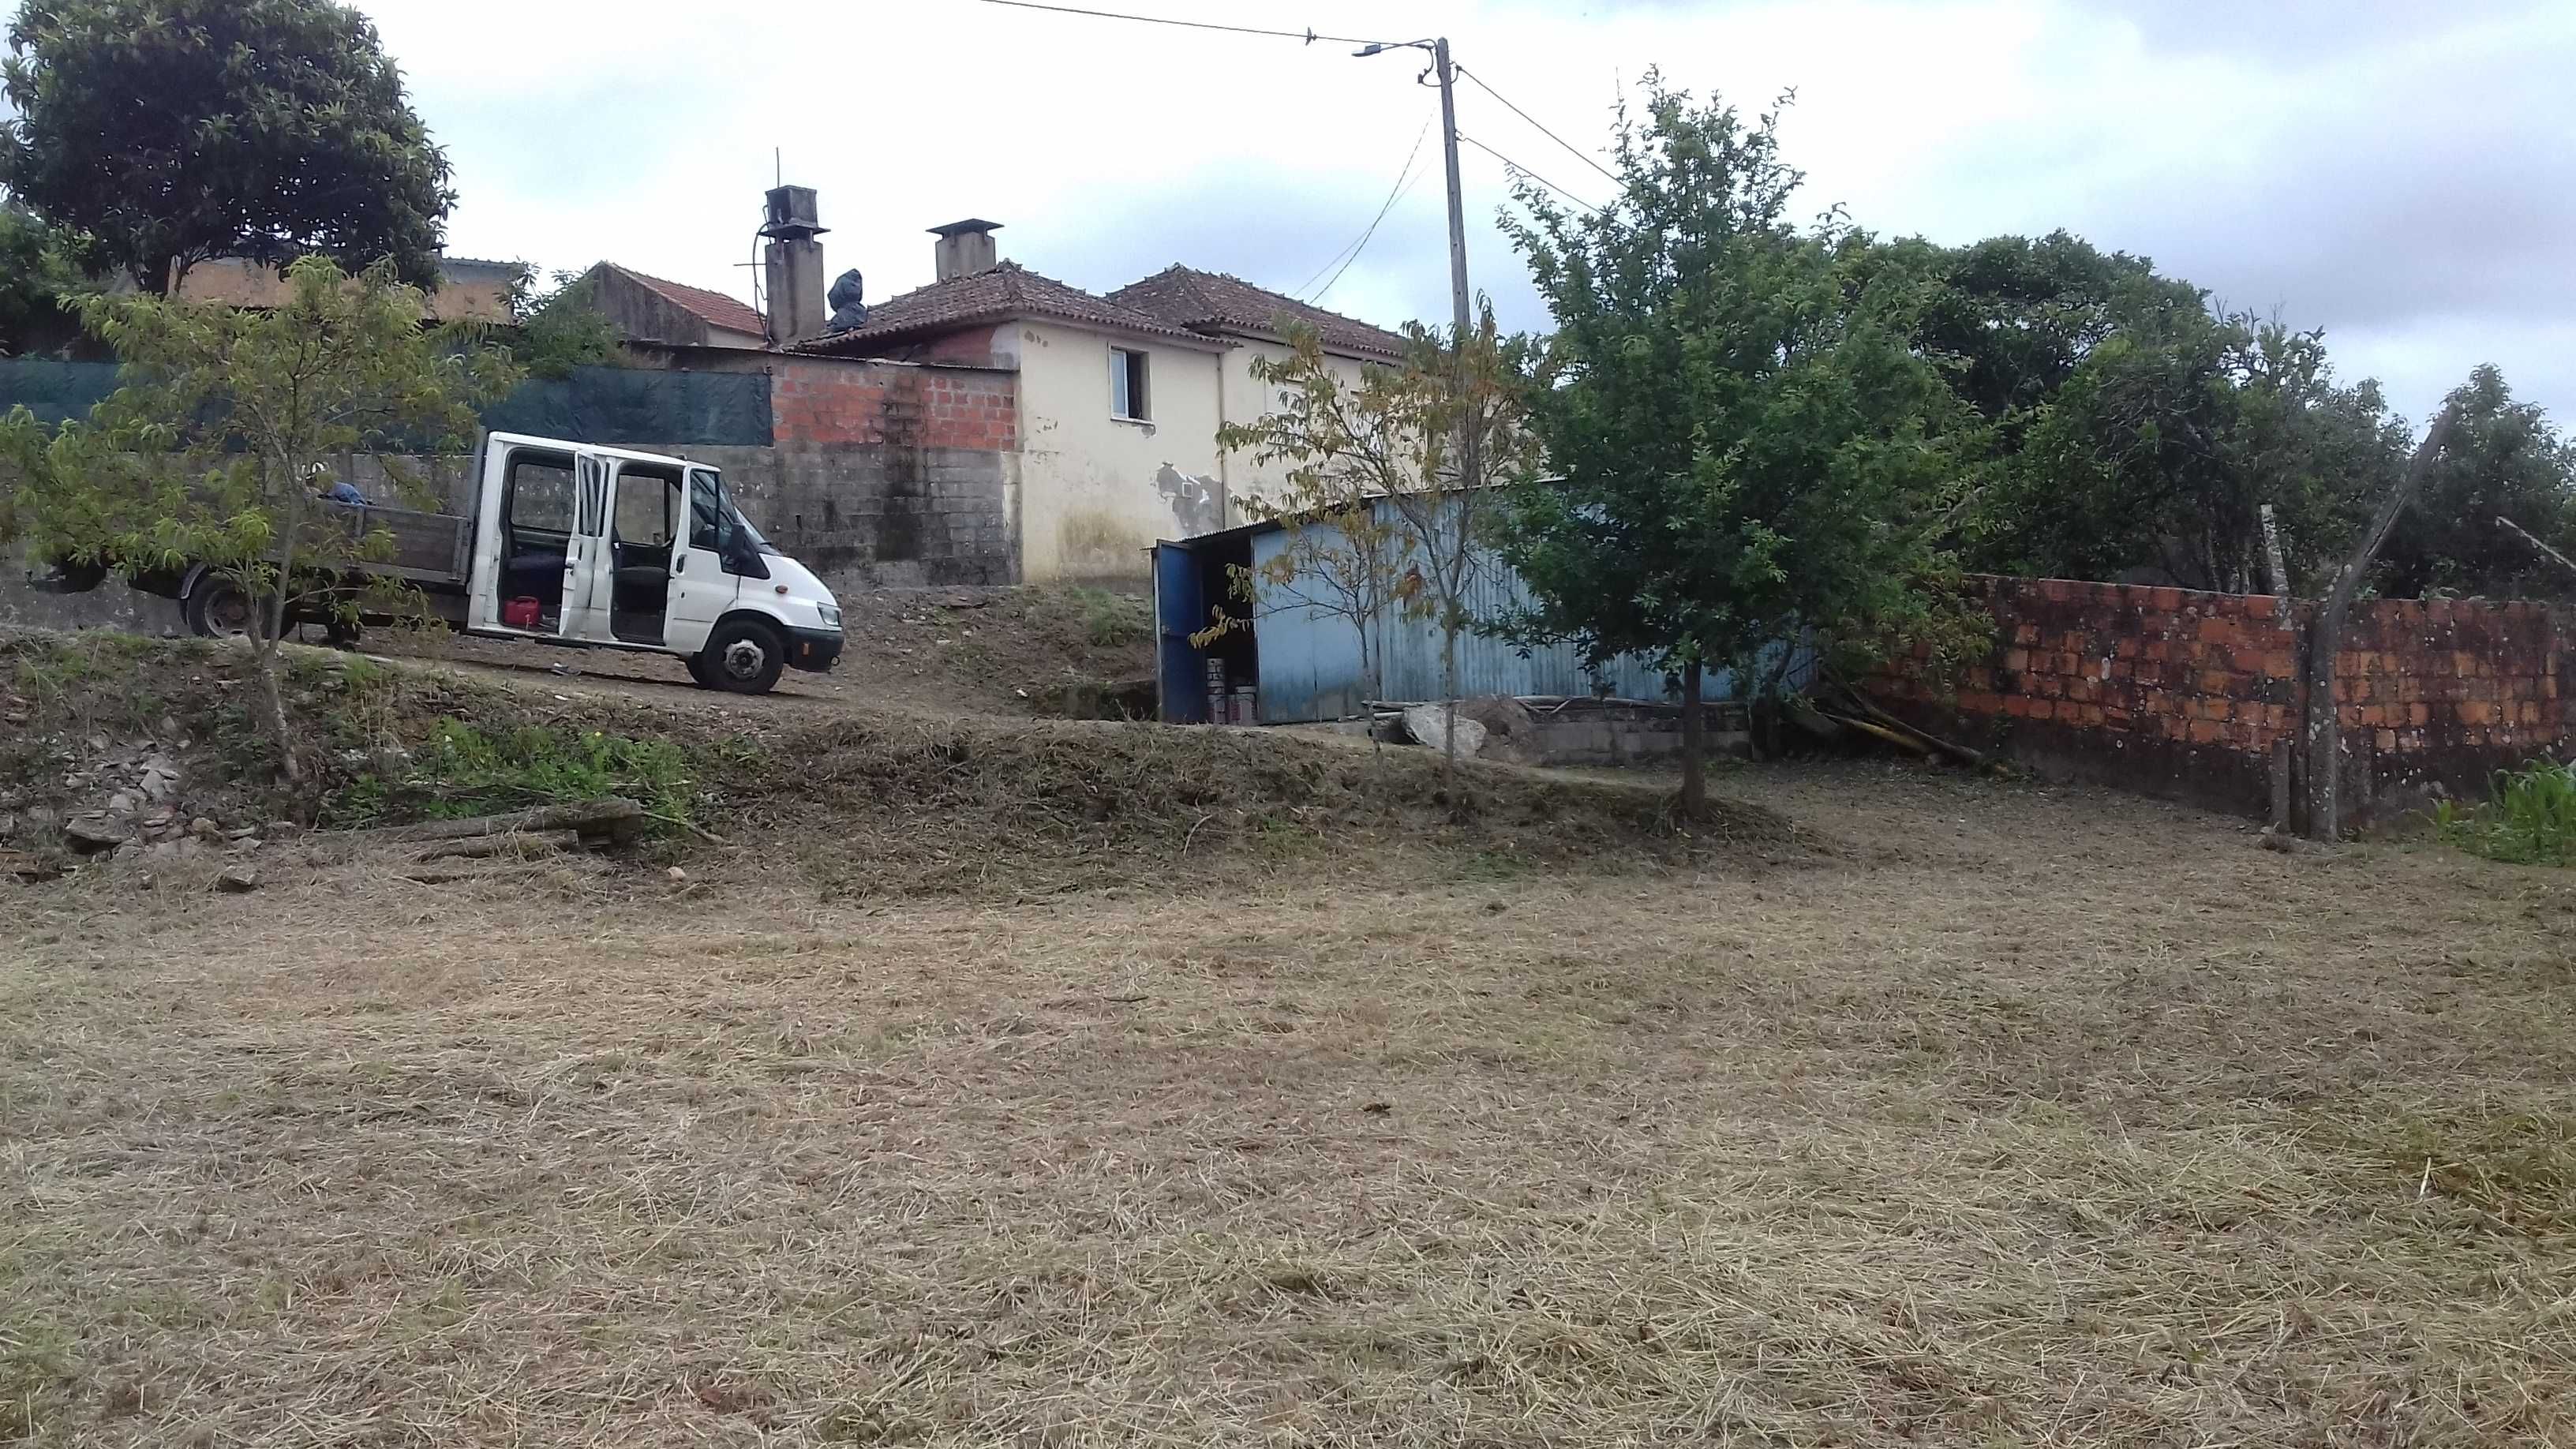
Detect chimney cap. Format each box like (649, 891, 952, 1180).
(927, 218, 1003, 237)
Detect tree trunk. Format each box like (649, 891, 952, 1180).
(1680, 657, 1706, 819)
(1440, 617, 1460, 769)
(253, 642, 304, 785)
(2303, 416, 2453, 841)
(255, 464, 310, 784)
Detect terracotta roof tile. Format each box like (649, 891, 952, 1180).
(793, 262, 1211, 354)
(602, 264, 767, 339)
(1108, 265, 1410, 359)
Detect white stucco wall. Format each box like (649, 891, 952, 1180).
(1014, 321, 1226, 582)
(1217, 339, 1379, 525)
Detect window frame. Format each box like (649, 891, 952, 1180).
(1110, 346, 1151, 422)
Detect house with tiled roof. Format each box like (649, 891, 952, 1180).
(572, 261, 769, 350)
(796, 220, 1411, 581)
(175, 255, 518, 323)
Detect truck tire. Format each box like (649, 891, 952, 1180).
(183, 576, 264, 639)
(697, 618, 784, 695)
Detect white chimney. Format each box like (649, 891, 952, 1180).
(930, 219, 1002, 281)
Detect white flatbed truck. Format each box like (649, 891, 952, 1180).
(35, 431, 844, 694)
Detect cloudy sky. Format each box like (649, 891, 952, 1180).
(356, 0, 2571, 428)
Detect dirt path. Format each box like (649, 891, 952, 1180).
(4, 761, 2570, 1447)
(360, 582, 1157, 722)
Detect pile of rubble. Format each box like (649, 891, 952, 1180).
(2, 731, 272, 882)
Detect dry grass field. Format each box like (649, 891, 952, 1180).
(7, 751, 2574, 1447)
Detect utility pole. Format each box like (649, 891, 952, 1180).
(1356, 37, 1476, 358)
(1431, 39, 1473, 361)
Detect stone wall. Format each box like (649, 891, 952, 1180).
(1872, 575, 2574, 828)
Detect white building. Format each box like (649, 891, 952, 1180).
(794, 221, 1410, 583)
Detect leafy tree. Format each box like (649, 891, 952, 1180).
(1905, 230, 2200, 425)
(1493, 75, 1979, 816)
(1, 256, 518, 781)
(1193, 451, 1420, 713)
(1971, 301, 2407, 593)
(0, 0, 454, 294)
(1215, 315, 1540, 767)
(505, 265, 624, 380)
(0, 201, 94, 354)
(2378, 365, 2576, 599)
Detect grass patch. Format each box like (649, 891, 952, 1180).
(329, 720, 698, 831)
(2436, 758, 2576, 865)
(1068, 586, 1151, 647)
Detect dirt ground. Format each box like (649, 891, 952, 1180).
(6, 737, 2573, 1444)
(360, 582, 1159, 722)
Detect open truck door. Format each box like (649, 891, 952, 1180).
(559, 451, 612, 641)
(668, 466, 739, 654)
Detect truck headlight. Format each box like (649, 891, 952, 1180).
(817, 602, 842, 631)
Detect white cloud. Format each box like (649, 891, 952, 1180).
(353, 0, 2576, 424)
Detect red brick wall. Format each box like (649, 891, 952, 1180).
(767, 357, 1016, 451)
(1874, 575, 2574, 826)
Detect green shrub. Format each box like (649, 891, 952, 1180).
(1070, 587, 1151, 647)
(2436, 758, 2576, 865)
(329, 720, 697, 831)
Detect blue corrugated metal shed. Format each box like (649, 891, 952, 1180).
(1152, 499, 1795, 724)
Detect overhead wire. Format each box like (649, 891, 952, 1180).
(975, 0, 1397, 47)
(1295, 116, 1432, 301)
(1458, 133, 1601, 215)
(1453, 64, 1620, 185)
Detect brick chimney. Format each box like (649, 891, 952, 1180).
(930, 219, 1002, 281)
(761, 185, 828, 345)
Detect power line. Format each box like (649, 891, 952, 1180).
(1296, 117, 1432, 301)
(1454, 64, 1619, 185)
(975, 0, 1395, 46)
(1458, 133, 1601, 215)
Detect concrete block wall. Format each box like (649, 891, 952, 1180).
(1872, 575, 2575, 826)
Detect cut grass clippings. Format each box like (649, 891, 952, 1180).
(2, 763, 2571, 1444)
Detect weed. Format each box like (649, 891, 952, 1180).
(2436, 758, 2576, 865)
(1069, 586, 1151, 647)
(327, 721, 698, 831)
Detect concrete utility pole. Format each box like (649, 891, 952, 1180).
(1356, 36, 1477, 363)
(1358, 36, 1483, 766)
(1432, 39, 1474, 362)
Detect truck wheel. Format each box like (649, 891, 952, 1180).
(698, 619, 784, 695)
(184, 577, 264, 639)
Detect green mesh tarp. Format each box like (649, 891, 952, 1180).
(0, 358, 122, 425)
(481, 365, 771, 447)
(0, 360, 772, 447)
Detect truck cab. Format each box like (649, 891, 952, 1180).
(467, 433, 843, 692)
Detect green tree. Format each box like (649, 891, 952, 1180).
(2378, 365, 2576, 599)
(0, 0, 454, 294)
(504, 265, 624, 380)
(1971, 301, 2407, 593)
(1493, 76, 1979, 815)
(1215, 315, 1540, 766)
(1867, 230, 2201, 427)
(2, 256, 518, 781)
(0, 201, 95, 354)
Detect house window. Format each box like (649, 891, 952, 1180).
(1110, 346, 1150, 421)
